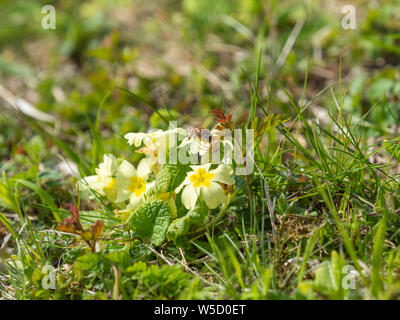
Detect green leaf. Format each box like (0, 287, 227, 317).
(371, 217, 386, 298)
(167, 201, 208, 241)
(14, 179, 61, 222)
(314, 261, 335, 295)
(73, 253, 111, 281)
(128, 200, 172, 246)
(151, 164, 190, 195)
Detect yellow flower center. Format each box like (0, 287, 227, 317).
(150, 133, 159, 144)
(103, 178, 116, 193)
(128, 176, 146, 197)
(189, 168, 214, 188)
(103, 178, 117, 200)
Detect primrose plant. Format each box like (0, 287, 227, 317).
(79, 109, 246, 246)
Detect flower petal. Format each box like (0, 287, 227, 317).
(80, 175, 101, 190)
(114, 188, 131, 203)
(178, 137, 192, 148)
(124, 132, 148, 147)
(201, 182, 226, 209)
(114, 161, 140, 202)
(210, 164, 234, 185)
(189, 163, 212, 173)
(198, 141, 210, 156)
(170, 127, 186, 136)
(147, 180, 155, 189)
(181, 184, 199, 210)
(128, 195, 146, 211)
(118, 160, 137, 177)
(98, 154, 118, 176)
(137, 158, 151, 180)
(176, 176, 191, 194)
(189, 141, 200, 155)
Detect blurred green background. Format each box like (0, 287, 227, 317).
(0, 0, 399, 177)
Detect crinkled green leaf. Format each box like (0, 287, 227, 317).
(151, 164, 190, 195)
(167, 201, 208, 242)
(128, 200, 172, 246)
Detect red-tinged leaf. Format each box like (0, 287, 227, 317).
(16, 144, 25, 155)
(210, 109, 232, 126)
(59, 203, 83, 233)
(58, 220, 75, 234)
(66, 203, 80, 223)
(299, 174, 307, 183)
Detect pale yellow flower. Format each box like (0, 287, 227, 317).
(114, 158, 152, 203)
(81, 155, 154, 205)
(176, 163, 234, 210)
(81, 154, 119, 201)
(124, 128, 185, 169)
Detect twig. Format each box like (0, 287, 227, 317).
(178, 248, 189, 271)
(142, 243, 173, 266)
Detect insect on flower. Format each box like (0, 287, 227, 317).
(179, 126, 212, 156)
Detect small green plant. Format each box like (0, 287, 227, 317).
(79, 108, 241, 247)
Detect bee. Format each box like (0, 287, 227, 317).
(186, 126, 211, 142)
